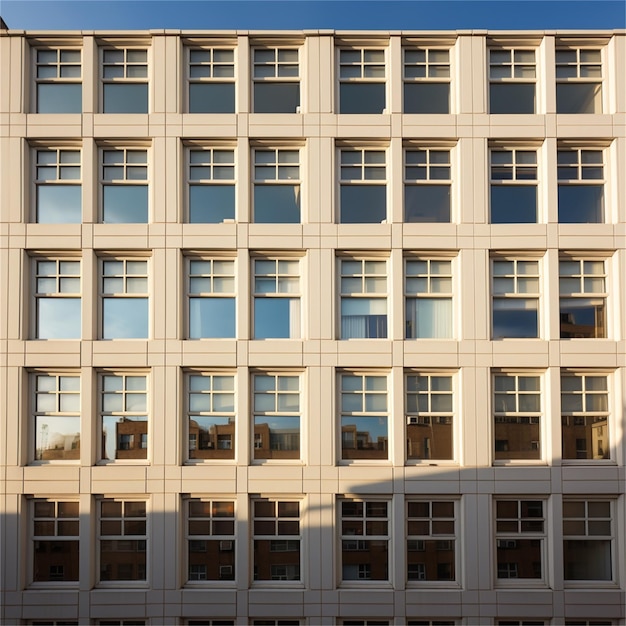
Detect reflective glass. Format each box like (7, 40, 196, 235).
(557, 83, 602, 114)
(189, 185, 235, 223)
(37, 299, 81, 339)
(36, 186, 81, 223)
(254, 185, 300, 223)
(404, 83, 449, 113)
(490, 84, 535, 114)
(340, 185, 386, 223)
(404, 185, 450, 222)
(253, 83, 300, 113)
(102, 298, 148, 339)
(189, 83, 235, 113)
(103, 186, 148, 223)
(189, 298, 235, 338)
(340, 83, 385, 114)
(558, 186, 603, 223)
(103, 83, 148, 113)
(491, 186, 537, 223)
(37, 83, 82, 113)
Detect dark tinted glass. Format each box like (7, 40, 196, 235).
(404, 83, 449, 113)
(189, 185, 235, 223)
(340, 83, 385, 114)
(37, 83, 82, 113)
(103, 84, 148, 113)
(340, 185, 386, 223)
(491, 186, 537, 223)
(189, 83, 235, 113)
(253, 83, 300, 113)
(490, 84, 535, 114)
(557, 83, 601, 114)
(558, 185, 603, 223)
(405, 185, 450, 222)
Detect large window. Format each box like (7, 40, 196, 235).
(34, 148, 81, 223)
(561, 373, 610, 461)
(186, 499, 235, 582)
(99, 372, 148, 461)
(340, 258, 387, 339)
(489, 48, 536, 114)
(187, 372, 235, 460)
(188, 147, 235, 223)
(405, 373, 454, 461)
(101, 148, 148, 223)
(32, 499, 79, 583)
(556, 48, 602, 113)
(495, 499, 545, 581)
(252, 373, 300, 460)
(490, 148, 537, 223)
(493, 373, 542, 462)
(339, 48, 386, 114)
(188, 258, 236, 339)
(340, 499, 389, 581)
(404, 148, 451, 223)
(492, 258, 540, 339)
(252, 47, 300, 113)
(403, 48, 450, 113)
(253, 499, 301, 581)
(99, 499, 147, 582)
(563, 499, 613, 582)
(101, 47, 148, 113)
(253, 148, 300, 223)
(405, 258, 452, 338)
(557, 148, 604, 223)
(340, 372, 388, 461)
(34, 47, 82, 113)
(33, 258, 81, 339)
(188, 47, 235, 113)
(32, 372, 80, 462)
(559, 258, 606, 338)
(339, 148, 386, 223)
(101, 258, 149, 339)
(407, 500, 456, 582)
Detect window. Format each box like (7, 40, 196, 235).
(32, 373, 80, 462)
(253, 499, 300, 581)
(404, 148, 451, 223)
(497, 621, 546, 626)
(407, 500, 456, 582)
(34, 47, 82, 113)
(490, 148, 537, 223)
(495, 499, 545, 581)
(101, 47, 148, 113)
(188, 147, 235, 223)
(403, 47, 450, 113)
(34, 148, 81, 223)
(340, 499, 389, 581)
(340, 373, 388, 461)
(252, 47, 300, 113)
(99, 499, 147, 582)
(405, 259, 453, 338)
(101, 148, 148, 223)
(187, 622, 235, 626)
(340, 258, 387, 339)
(252, 621, 301, 626)
(339, 48, 385, 114)
(188, 47, 235, 113)
(33, 258, 81, 339)
(101, 258, 148, 339)
(407, 622, 457, 626)
(405, 374, 453, 461)
(563, 499, 613, 581)
(556, 48, 602, 113)
(100, 373, 148, 461)
(187, 372, 235, 460)
(252, 373, 300, 460)
(561, 373, 610, 461)
(492, 258, 540, 339)
(493, 374, 541, 461)
(32, 499, 79, 582)
(253, 148, 300, 223)
(559, 258, 607, 338)
(557, 148, 604, 223)
(186, 499, 235, 582)
(341, 622, 390, 626)
(253, 258, 300, 339)
(489, 47, 536, 114)
(188, 258, 236, 338)
(339, 148, 386, 223)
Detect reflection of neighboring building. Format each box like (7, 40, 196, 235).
(406, 417, 453, 460)
(342, 539, 388, 581)
(254, 539, 300, 581)
(341, 424, 388, 460)
(100, 539, 146, 581)
(560, 311, 604, 338)
(407, 540, 455, 581)
(254, 423, 300, 460)
(188, 539, 235, 581)
(102, 419, 148, 460)
(38, 432, 80, 461)
(33, 540, 80, 582)
(189, 419, 235, 459)
(494, 418, 540, 460)
(562, 416, 609, 459)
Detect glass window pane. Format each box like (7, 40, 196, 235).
(490, 83, 535, 114)
(102, 298, 148, 339)
(189, 297, 236, 338)
(37, 83, 82, 114)
(103, 83, 148, 114)
(189, 185, 235, 223)
(254, 298, 297, 339)
(37, 185, 82, 224)
(404, 185, 450, 223)
(558, 185, 603, 223)
(404, 83, 449, 114)
(103, 186, 148, 223)
(254, 185, 300, 223)
(189, 83, 235, 113)
(340, 185, 386, 223)
(557, 83, 602, 114)
(37, 299, 81, 339)
(340, 83, 385, 114)
(253, 83, 300, 113)
(491, 186, 537, 223)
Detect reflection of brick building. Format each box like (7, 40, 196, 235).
(34, 541, 79, 582)
(188, 539, 235, 580)
(406, 418, 452, 459)
(254, 423, 300, 460)
(342, 540, 388, 580)
(253, 539, 300, 581)
(189, 419, 235, 459)
(494, 418, 540, 460)
(407, 540, 455, 581)
(100, 540, 146, 581)
(341, 424, 388, 460)
(562, 416, 609, 459)
(114, 419, 148, 460)
(39, 433, 80, 461)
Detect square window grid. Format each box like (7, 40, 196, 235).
(556, 48, 602, 113)
(32, 499, 79, 582)
(35, 48, 82, 113)
(253, 149, 301, 223)
(489, 48, 536, 114)
(403, 48, 450, 113)
(407, 500, 456, 582)
(252, 500, 301, 581)
(404, 149, 451, 222)
(339, 48, 386, 113)
(34, 259, 81, 340)
(35, 148, 81, 223)
(252, 373, 300, 460)
(99, 499, 147, 582)
(493, 374, 541, 461)
(188, 149, 235, 223)
(33, 373, 80, 461)
(187, 499, 235, 581)
(101, 148, 148, 223)
(188, 48, 235, 113)
(405, 374, 453, 461)
(187, 373, 235, 460)
(252, 48, 300, 113)
(341, 500, 389, 581)
(100, 373, 148, 461)
(561, 373, 609, 460)
(340, 148, 386, 223)
(495, 499, 545, 581)
(559, 259, 607, 338)
(101, 48, 148, 113)
(341, 373, 388, 461)
(188, 258, 236, 338)
(557, 148, 604, 223)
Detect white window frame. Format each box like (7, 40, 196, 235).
(100, 45, 149, 112)
(556, 45, 604, 113)
(402, 45, 452, 114)
(32, 45, 82, 113)
(187, 44, 236, 113)
(488, 46, 537, 113)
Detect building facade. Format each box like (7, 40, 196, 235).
(0, 25, 625, 625)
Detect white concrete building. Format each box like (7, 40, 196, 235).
(0, 25, 625, 626)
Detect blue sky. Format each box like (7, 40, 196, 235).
(1, 0, 624, 30)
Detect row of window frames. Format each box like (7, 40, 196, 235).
(29, 370, 614, 464)
(32, 46, 606, 115)
(24, 621, 620, 626)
